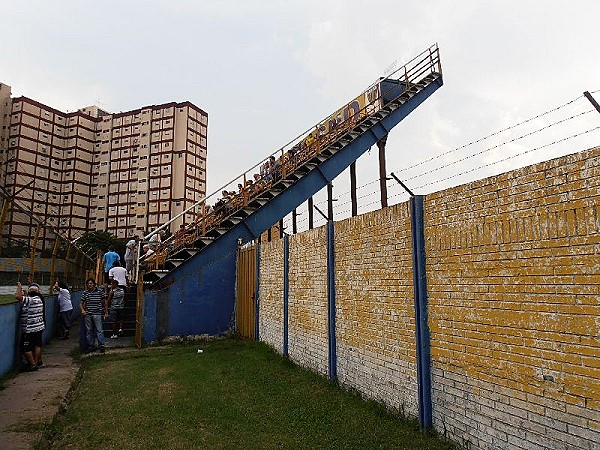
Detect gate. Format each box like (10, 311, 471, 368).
(236, 243, 256, 339)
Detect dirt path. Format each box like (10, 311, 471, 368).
(0, 328, 79, 449)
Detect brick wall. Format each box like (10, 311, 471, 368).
(426, 148, 600, 450)
(334, 204, 419, 416)
(258, 238, 285, 351)
(288, 227, 329, 376)
(256, 147, 600, 450)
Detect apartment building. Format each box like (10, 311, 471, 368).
(0, 82, 207, 249)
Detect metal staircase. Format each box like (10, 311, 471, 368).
(139, 45, 443, 338)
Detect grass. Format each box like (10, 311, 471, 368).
(40, 339, 457, 450)
(0, 294, 17, 305)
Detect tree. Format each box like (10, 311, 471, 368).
(74, 231, 127, 258)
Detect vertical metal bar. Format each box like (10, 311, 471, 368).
(327, 220, 337, 382)
(292, 208, 298, 234)
(0, 200, 11, 255)
(254, 242, 261, 341)
(350, 162, 357, 217)
(410, 195, 432, 429)
(48, 237, 60, 294)
(29, 224, 42, 280)
(135, 270, 144, 348)
(378, 137, 388, 208)
(279, 219, 284, 239)
(327, 182, 334, 221)
(308, 197, 314, 230)
(64, 243, 72, 285)
(283, 235, 289, 357)
(251, 245, 257, 339)
(584, 91, 600, 114)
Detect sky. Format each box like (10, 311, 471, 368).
(2, 0, 599, 231)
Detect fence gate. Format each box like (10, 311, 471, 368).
(236, 244, 256, 339)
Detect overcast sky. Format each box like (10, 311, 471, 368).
(2, 0, 599, 229)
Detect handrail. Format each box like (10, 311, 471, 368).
(140, 44, 441, 275)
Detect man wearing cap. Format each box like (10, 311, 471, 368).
(16, 282, 45, 371)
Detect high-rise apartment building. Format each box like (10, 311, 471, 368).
(0, 82, 207, 248)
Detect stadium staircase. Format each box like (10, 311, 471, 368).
(137, 45, 443, 338)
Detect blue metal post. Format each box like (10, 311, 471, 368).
(327, 220, 337, 382)
(254, 242, 261, 342)
(411, 195, 432, 429)
(283, 235, 289, 356)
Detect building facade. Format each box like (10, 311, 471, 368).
(0, 82, 207, 248)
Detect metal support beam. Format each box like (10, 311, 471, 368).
(313, 205, 328, 221)
(350, 162, 357, 217)
(327, 220, 337, 382)
(48, 237, 61, 294)
(327, 182, 334, 221)
(390, 172, 415, 197)
(292, 209, 298, 234)
(254, 242, 261, 341)
(29, 224, 42, 280)
(378, 136, 388, 208)
(0, 200, 11, 255)
(308, 197, 314, 230)
(584, 91, 600, 114)
(410, 195, 432, 429)
(283, 236, 289, 357)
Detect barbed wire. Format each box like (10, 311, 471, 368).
(402, 109, 595, 183)
(395, 93, 585, 175)
(415, 126, 600, 190)
(285, 104, 599, 232)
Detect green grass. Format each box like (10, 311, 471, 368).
(0, 294, 17, 305)
(41, 339, 457, 450)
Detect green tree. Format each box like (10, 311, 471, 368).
(74, 231, 127, 258)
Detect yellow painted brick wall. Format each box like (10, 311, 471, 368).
(258, 238, 285, 352)
(426, 147, 600, 449)
(256, 147, 599, 450)
(288, 226, 329, 376)
(334, 203, 419, 416)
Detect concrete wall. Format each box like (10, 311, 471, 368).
(257, 147, 600, 450)
(0, 291, 82, 376)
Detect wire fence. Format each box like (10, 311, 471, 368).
(284, 91, 600, 233)
(0, 190, 95, 294)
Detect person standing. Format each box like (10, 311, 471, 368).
(124, 235, 139, 282)
(148, 229, 164, 251)
(107, 279, 126, 339)
(16, 282, 45, 371)
(80, 278, 108, 354)
(54, 280, 73, 339)
(102, 245, 120, 285)
(108, 260, 128, 289)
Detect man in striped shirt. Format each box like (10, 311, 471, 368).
(16, 282, 45, 371)
(80, 278, 108, 353)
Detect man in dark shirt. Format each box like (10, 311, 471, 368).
(80, 278, 108, 353)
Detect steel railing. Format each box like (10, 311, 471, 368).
(137, 44, 442, 279)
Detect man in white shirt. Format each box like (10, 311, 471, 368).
(124, 236, 139, 281)
(108, 260, 128, 288)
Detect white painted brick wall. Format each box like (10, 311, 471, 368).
(337, 343, 419, 417)
(432, 366, 600, 450)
